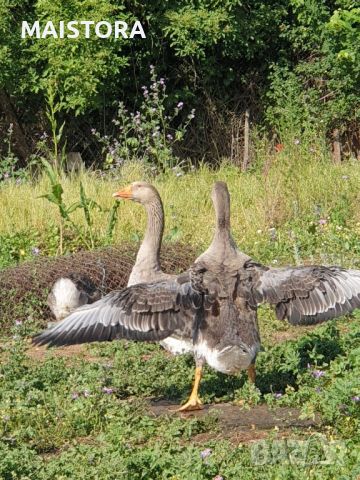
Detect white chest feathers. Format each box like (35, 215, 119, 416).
(194, 342, 259, 374)
(160, 336, 194, 355)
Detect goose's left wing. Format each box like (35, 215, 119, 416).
(241, 261, 360, 325)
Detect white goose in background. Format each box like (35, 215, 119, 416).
(47, 273, 101, 323)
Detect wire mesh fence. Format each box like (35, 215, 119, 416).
(0, 242, 197, 333)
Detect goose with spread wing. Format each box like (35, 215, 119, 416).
(33, 182, 360, 411)
(113, 181, 194, 354)
(33, 181, 255, 410)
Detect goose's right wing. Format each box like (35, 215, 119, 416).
(33, 277, 202, 347)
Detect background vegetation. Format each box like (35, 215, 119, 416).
(0, 0, 359, 166)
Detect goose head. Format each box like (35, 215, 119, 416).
(113, 181, 161, 205)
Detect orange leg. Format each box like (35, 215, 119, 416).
(177, 366, 203, 412)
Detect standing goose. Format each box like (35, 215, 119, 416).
(114, 181, 193, 355)
(33, 182, 360, 411)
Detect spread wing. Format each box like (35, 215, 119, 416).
(242, 261, 360, 325)
(33, 278, 202, 347)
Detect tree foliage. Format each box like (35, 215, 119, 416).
(0, 0, 359, 161)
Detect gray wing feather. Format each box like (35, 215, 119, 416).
(243, 261, 360, 325)
(33, 280, 200, 347)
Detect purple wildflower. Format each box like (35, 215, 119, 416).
(15, 320, 22, 326)
(200, 448, 212, 460)
(71, 392, 79, 400)
(312, 370, 325, 379)
(318, 219, 327, 226)
(213, 476, 224, 480)
(102, 387, 114, 394)
(159, 78, 165, 86)
(83, 390, 91, 398)
(177, 101, 184, 109)
(351, 396, 360, 402)
(166, 134, 173, 141)
(90, 128, 96, 135)
(274, 392, 283, 399)
(31, 247, 40, 256)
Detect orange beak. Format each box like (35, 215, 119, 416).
(113, 185, 133, 200)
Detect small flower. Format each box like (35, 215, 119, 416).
(159, 78, 165, 86)
(166, 134, 173, 140)
(312, 370, 325, 379)
(294, 139, 300, 145)
(2, 415, 10, 422)
(150, 64, 155, 71)
(176, 172, 183, 178)
(31, 247, 40, 256)
(318, 219, 327, 226)
(342, 175, 349, 180)
(15, 320, 22, 326)
(274, 392, 283, 399)
(3, 172, 10, 179)
(213, 476, 224, 480)
(71, 392, 79, 400)
(200, 448, 212, 459)
(351, 395, 360, 402)
(40, 131, 48, 140)
(90, 128, 96, 135)
(102, 387, 114, 394)
(83, 390, 91, 398)
(177, 101, 184, 109)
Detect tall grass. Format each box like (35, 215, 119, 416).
(1, 144, 360, 264)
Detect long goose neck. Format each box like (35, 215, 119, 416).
(211, 190, 236, 249)
(135, 195, 164, 270)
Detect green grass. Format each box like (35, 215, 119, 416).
(0, 316, 359, 479)
(1, 144, 360, 478)
(1, 147, 360, 266)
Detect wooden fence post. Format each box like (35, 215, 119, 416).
(242, 109, 250, 171)
(332, 128, 341, 164)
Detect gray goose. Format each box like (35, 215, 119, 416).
(114, 181, 193, 355)
(34, 182, 360, 411)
